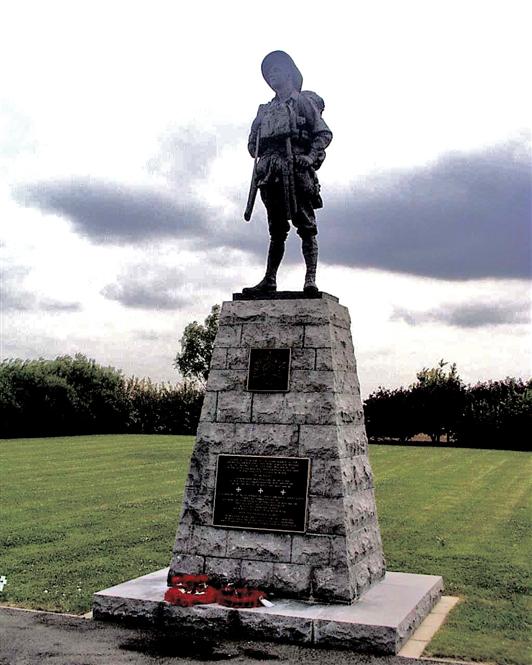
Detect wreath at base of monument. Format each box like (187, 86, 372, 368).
(164, 574, 268, 608)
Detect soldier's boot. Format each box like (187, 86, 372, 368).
(302, 236, 319, 295)
(242, 239, 285, 294)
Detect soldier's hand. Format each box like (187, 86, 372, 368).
(295, 154, 313, 169)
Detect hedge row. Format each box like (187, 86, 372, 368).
(0, 355, 203, 438)
(364, 374, 531, 450)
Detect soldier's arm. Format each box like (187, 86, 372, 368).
(248, 105, 266, 157)
(299, 93, 333, 165)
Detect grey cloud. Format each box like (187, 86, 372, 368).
(101, 266, 192, 310)
(392, 299, 530, 328)
(102, 258, 239, 311)
(39, 299, 82, 312)
(317, 137, 531, 280)
(12, 135, 530, 281)
(13, 178, 208, 244)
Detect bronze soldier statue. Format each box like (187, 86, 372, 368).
(243, 51, 333, 295)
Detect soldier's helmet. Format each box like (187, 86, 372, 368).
(261, 51, 303, 92)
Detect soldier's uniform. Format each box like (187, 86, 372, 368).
(248, 90, 333, 241)
(243, 51, 333, 295)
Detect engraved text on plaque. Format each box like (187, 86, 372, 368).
(213, 454, 310, 532)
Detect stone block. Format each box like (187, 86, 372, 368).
(315, 347, 334, 370)
(304, 324, 332, 348)
(349, 557, 372, 597)
(337, 425, 368, 458)
(216, 391, 252, 422)
(309, 459, 344, 497)
(334, 393, 361, 425)
(291, 534, 331, 566)
(188, 526, 228, 558)
(241, 323, 304, 348)
(333, 371, 360, 394)
(331, 346, 357, 371)
(181, 491, 213, 526)
(252, 392, 337, 425)
(171, 522, 192, 555)
(199, 392, 217, 422)
(312, 564, 351, 602)
(344, 490, 378, 529)
(332, 325, 355, 352)
(237, 609, 313, 644)
(307, 497, 346, 534)
(206, 369, 246, 392)
(220, 298, 349, 330)
(195, 422, 237, 449)
(346, 526, 378, 561)
(290, 347, 316, 370)
(226, 347, 249, 369)
(329, 535, 347, 564)
(204, 556, 242, 582)
(235, 424, 300, 456)
(210, 346, 227, 369)
(240, 560, 274, 586)
(290, 370, 335, 392)
(299, 425, 340, 459)
(168, 554, 205, 575)
(161, 602, 232, 634)
(350, 552, 386, 596)
(313, 619, 395, 652)
(351, 455, 375, 490)
(226, 531, 291, 562)
(273, 563, 312, 596)
(215, 324, 242, 347)
(186, 439, 219, 488)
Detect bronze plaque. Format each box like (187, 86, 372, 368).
(247, 348, 291, 392)
(213, 454, 310, 533)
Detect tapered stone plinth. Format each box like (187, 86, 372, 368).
(168, 293, 386, 603)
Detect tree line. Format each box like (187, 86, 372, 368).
(1, 299, 529, 449)
(364, 361, 530, 450)
(0, 355, 203, 439)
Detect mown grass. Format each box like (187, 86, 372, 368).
(370, 445, 531, 664)
(0, 436, 530, 664)
(0, 435, 193, 614)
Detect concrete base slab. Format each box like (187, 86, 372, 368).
(93, 568, 443, 655)
(398, 596, 460, 658)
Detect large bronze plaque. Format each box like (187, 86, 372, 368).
(247, 348, 291, 392)
(213, 454, 310, 533)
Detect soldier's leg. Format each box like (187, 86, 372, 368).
(242, 186, 289, 294)
(293, 200, 319, 294)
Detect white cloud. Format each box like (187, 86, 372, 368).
(1, 0, 530, 392)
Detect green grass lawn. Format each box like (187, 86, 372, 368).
(0, 436, 530, 664)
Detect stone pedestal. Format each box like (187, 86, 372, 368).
(168, 293, 386, 603)
(94, 292, 444, 653)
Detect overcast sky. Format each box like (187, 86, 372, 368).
(1, 0, 531, 396)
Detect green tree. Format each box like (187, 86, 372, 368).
(456, 377, 531, 450)
(410, 360, 466, 443)
(174, 304, 220, 382)
(364, 386, 417, 442)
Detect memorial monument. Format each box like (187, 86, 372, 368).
(93, 51, 443, 654)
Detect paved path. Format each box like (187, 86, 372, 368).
(0, 607, 445, 665)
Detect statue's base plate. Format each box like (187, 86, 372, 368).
(233, 291, 339, 301)
(93, 568, 443, 655)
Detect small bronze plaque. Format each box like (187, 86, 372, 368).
(213, 454, 310, 533)
(247, 348, 291, 392)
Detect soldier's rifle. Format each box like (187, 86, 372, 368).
(244, 132, 261, 222)
(284, 135, 298, 220)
